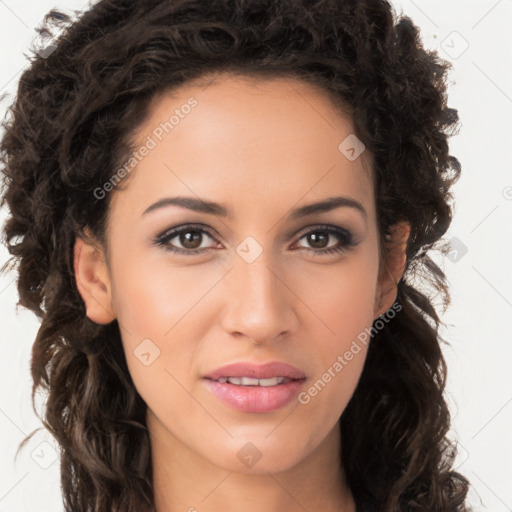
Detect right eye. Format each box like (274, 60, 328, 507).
(153, 224, 221, 255)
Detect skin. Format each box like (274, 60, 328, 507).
(74, 73, 410, 512)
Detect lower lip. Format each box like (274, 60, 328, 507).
(204, 378, 305, 413)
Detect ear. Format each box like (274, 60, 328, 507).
(73, 230, 116, 324)
(374, 221, 410, 319)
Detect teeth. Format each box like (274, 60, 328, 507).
(240, 377, 260, 386)
(216, 376, 292, 386)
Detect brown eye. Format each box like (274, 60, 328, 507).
(303, 231, 330, 249)
(177, 230, 204, 250)
(294, 226, 355, 256)
(154, 225, 218, 254)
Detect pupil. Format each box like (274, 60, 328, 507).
(309, 232, 328, 248)
(181, 231, 201, 249)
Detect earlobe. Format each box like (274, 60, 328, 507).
(73, 233, 116, 325)
(374, 221, 410, 318)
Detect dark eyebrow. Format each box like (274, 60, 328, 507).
(142, 196, 228, 217)
(289, 196, 366, 220)
(142, 195, 367, 220)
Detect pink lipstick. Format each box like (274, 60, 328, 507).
(203, 362, 306, 413)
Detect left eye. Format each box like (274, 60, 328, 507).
(293, 225, 355, 255)
(154, 224, 355, 256)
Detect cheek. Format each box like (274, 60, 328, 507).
(110, 257, 218, 337)
(110, 263, 204, 420)
(296, 285, 374, 430)
(296, 248, 378, 407)
(108, 257, 221, 394)
(303, 248, 379, 342)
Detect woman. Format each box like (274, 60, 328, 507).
(0, 0, 471, 510)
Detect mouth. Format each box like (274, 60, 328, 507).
(203, 361, 307, 381)
(210, 376, 295, 386)
(203, 361, 307, 413)
(204, 378, 306, 413)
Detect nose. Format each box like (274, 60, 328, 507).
(219, 248, 299, 345)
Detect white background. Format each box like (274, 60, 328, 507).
(0, 0, 511, 510)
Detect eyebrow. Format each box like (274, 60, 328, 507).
(142, 195, 367, 220)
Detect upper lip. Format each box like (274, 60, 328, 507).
(204, 362, 307, 380)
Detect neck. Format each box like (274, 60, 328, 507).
(149, 412, 356, 512)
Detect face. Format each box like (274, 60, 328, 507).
(75, 74, 405, 475)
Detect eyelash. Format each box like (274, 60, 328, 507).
(153, 223, 356, 257)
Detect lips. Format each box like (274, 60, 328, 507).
(203, 361, 307, 413)
(203, 361, 307, 381)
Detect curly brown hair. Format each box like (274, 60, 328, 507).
(0, 0, 470, 510)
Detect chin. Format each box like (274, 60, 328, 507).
(209, 437, 307, 475)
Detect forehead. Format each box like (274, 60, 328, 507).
(110, 73, 374, 220)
